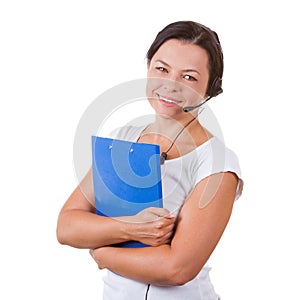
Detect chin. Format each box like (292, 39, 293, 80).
(150, 101, 182, 118)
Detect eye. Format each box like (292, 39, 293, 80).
(183, 74, 197, 81)
(156, 66, 168, 73)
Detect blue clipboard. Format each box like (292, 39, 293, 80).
(91, 136, 163, 248)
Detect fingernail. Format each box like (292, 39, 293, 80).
(166, 214, 175, 218)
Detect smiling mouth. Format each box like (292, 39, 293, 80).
(157, 94, 183, 105)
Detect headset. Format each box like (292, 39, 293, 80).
(161, 74, 223, 164)
(182, 76, 223, 112)
(183, 22, 224, 112)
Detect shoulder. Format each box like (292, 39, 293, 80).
(194, 137, 241, 172)
(192, 137, 243, 200)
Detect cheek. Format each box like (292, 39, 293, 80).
(146, 77, 162, 98)
(145, 79, 157, 111)
(182, 87, 205, 105)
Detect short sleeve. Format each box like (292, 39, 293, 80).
(193, 137, 243, 200)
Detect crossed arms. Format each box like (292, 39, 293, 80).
(57, 170, 238, 286)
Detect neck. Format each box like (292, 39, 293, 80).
(149, 113, 198, 137)
(138, 111, 210, 163)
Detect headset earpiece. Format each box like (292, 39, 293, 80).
(208, 76, 223, 97)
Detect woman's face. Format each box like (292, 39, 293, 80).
(146, 39, 210, 119)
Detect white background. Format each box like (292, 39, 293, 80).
(1, 0, 299, 299)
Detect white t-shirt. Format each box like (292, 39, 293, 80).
(102, 125, 243, 300)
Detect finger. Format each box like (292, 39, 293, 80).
(146, 207, 171, 217)
(160, 218, 176, 228)
(164, 214, 176, 219)
(155, 218, 175, 230)
(157, 232, 173, 246)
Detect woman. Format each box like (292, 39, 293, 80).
(57, 21, 243, 299)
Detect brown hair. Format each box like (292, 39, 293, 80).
(146, 21, 224, 97)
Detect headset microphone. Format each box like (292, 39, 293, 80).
(183, 96, 213, 112)
(161, 77, 222, 163)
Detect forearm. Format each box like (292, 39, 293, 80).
(57, 210, 133, 249)
(92, 245, 185, 286)
(91, 173, 238, 285)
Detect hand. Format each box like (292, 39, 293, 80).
(90, 248, 105, 270)
(128, 207, 176, 247)
(133, 207, 172, 222)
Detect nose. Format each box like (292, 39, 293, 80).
(162, 77, 182, 93)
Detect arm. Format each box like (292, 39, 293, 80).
(56, 169, 175, 249)
(90, 172, 238, 286)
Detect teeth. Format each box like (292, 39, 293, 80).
(162, 98, 175, 103)
(160, 96, 177, 104)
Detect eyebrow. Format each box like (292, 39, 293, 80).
(154, 59, 201, 75)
